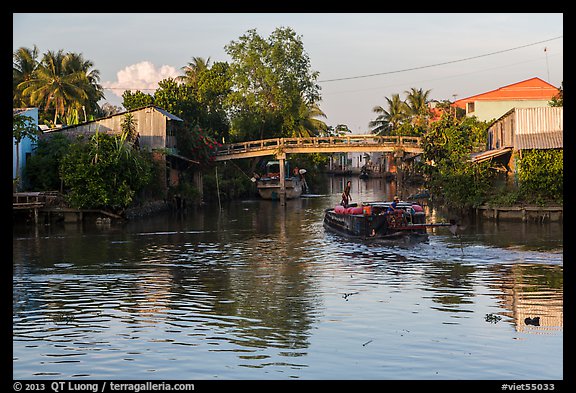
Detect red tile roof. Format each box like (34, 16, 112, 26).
(453, 77, 559, 109)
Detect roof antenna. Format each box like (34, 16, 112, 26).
(544, 47, 550, 82)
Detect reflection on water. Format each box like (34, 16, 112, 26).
(13, 177, 563, 380)
(489, 264, 563, 334)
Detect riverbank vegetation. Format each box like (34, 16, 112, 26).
(14, 28, 562, 214)
(372, 87, 563, 212)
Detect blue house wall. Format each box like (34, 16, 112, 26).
(13, 108, 39, 188)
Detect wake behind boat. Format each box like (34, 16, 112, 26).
(323, 200, 449, 241)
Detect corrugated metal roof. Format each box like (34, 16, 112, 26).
(13, 108, 28, 115)
(470, 147, 512, 163)
(152, 106, 183, 121)
(44, 105, 183, 132)
(514, 107, 563, 150)
(516, 131, 563, 150)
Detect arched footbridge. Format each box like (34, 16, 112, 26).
(214, 135, 423, 161)
(213, 135, 423, 205)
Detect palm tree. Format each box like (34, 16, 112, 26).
(18, 50, 89, 125)
(63, 52, 104, 121)
(177, 57, 212, 89)
(13, 45, 39, 107)
(404, 87, 431, 126)
(334, 124, 352, 136)
(369, 93, 408, 135)
(291, 100, 327, 137)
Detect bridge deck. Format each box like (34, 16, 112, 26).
(214, 135, 423, 161)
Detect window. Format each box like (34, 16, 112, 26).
(467, 102, 475, 113)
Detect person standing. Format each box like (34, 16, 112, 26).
(341, 180, 352, 207)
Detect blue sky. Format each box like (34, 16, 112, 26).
(13, 13, 563, 132)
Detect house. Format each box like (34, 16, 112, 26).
(334, 134, 390, 177)
(470, 106, 563, 177)
(43, 105, 182, 151)
(42, 105, 202, 200)
(453, 77, 559, 122)
(13, 107, 39, 191)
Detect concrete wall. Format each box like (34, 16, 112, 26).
(467, 100, 551, 122)
(476, 205, 563, 222)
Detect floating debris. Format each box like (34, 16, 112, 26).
(342, 292, 359, 301)
(484, 313, 502, 323)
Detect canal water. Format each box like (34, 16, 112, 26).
(13, 177, 563, 381)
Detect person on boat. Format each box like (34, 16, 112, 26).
(387, 196, 400, 213)
(341, 180, 352, 207)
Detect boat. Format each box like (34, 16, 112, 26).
(255, 161, 304, 200)
(323, 200, 449, 241)
(407, 189, 431, 200)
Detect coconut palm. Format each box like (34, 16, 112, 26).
(177, 57, 212, 89)
(13, 45, 40, 107)
(63, 52, 104, 121)
(291, 100, 327, 137)
(404, 87, 431, 126)
(369, 93, 408, 135)
(18, 50, 89, 125)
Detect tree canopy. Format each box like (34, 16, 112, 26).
(14, 47, 104, 126)
(224, 27, 323, 141)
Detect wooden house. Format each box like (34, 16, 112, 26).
(42, 105, 202, 200)
(470, 106, 563, 176)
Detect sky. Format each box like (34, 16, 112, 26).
(13, 13, 563, 133)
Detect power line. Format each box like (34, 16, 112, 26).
(322, 53, 561, 96)
(104, 87, 157, 91)
(318, 36, 562, 83)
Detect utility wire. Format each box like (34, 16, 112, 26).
(318, 36, 562, 83)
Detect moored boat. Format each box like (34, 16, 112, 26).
(323, 200, 449, 241)
(256, 161, 304, 200)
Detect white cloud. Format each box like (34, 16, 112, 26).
(102, 61, 181, 101)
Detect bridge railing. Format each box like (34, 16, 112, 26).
(215, 135, 421, 157)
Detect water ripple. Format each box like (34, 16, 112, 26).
(13, 195, 563, 380)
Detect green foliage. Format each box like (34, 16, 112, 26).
(421, 114, 494, 210)
(195, 61, 233, 142)
(517, 149, 563, 203)
(203, 162, 252, 202)
(13, 113, 39, 144)
(122, 90, 155, 110)
(154, 78, 200, 121)
(225, 27, 322, 141)
(548, 82, 563, 107)
(120, 113, 138, 145)
(137, 155, 168, 202)
(392, 122, 427, 137)
(25, 133, 71, 190)
(169, 177, 202, 205)
(369, 88, 433, 134)
(14, 48, 103, 124)
(175, 126, 222, 166)
(60, 132, 153, 212)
